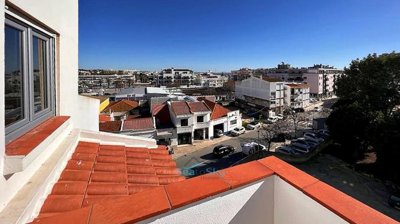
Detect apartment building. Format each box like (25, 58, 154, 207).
(199, 73, 228, 88)
(284, 83, 310, 109)
(303, 65, 342, 98)
(156, 68, 196, 87)
(235, 76, 286, 115)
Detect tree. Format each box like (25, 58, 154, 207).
(283, 106, 307, 137)
(260, 121, 283, 151)
(327, 52, 400, 183)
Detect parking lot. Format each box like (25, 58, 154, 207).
(174, 123, 400, 221)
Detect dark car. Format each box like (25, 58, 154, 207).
(294, 108, 305, 113)
(389, 194, 400, 210)
(213, 145, 235, 158)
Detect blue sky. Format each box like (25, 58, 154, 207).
(79, 0, 400, 72)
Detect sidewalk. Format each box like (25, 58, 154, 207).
(172, 135, 234, 159)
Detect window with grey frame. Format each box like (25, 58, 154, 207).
(5, 16, 55, 142)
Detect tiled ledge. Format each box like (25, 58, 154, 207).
(6, 116, 71, 156)
(4, 116, 71, 175)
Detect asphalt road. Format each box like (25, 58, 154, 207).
(175, 130, 261, 177)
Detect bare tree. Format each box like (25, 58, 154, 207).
(283, 106, 307, 137)
(259, 121, 283, 151)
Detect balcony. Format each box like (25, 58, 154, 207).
(177, 125, 193, 134)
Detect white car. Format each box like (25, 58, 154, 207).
(231, 127, 245, 136)
(275, 145, 301, 155)
(246, 121, 261, 130)
(275, 114, 284, 120)
(241, 142, 266, 155)
(265, 117, 278, 124)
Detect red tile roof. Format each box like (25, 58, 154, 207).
(6, 116, 70, 156)
(99, 121, 122, 133)
(36, 142, 184, 220)
(203, 100, 231, 120)
(122, 117, 154, 131)
(286, 83, 310, 89)
(262, 77, 282, 82)
(33, 156, 397, 224)
(170, 101, 191, 116)
(99, 115, 111, 122)
(102, 100, 139, 113)
(187, 101, 210, 113)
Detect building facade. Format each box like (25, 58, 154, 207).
(235, 76, 286, 115)
(156, 68, 195, 87)
(284, 84, 310, 109)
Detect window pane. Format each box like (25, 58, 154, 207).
(33, 36, 48, 113)
(5, 25, 24, 127)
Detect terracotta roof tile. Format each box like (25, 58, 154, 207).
(5, 116, 70, 156)
(258, 156, 319, 189)
(165, 172, 230, 209)
(99, 114, 111, 122)
(40, 195, 84, 213)
(217, 161, 274, 188)
(35, 156, 397, 224)
(286, 83, 310, 88)
(303, 181, 398, 224)
(36, 141, 183, 219)
(187, 101, 210, 113)
(102, 99, 139, 113)
(122, 117, 154, 131)
(170, 101, 191, 115)
(203, 99, 231, 120)
(88, 187, 170, 224)
(99, 121, 122, 133)
(32, 206, 92, 224)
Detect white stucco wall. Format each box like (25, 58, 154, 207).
(143, 176, 348, 224)
(0, 0, 6, 181)
(274, 176, 348, 224)
(8, 0, 98, 131)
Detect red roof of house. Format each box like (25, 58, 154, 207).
(286, 83, 310, 89)
(102, 100, 139, 113)
(35, 142, 184, 220)
(203, 100, 231, 120)
(99, 115, 111, 122)
(99, 121, 122, 132)
(170, 101, 191, 116)
(122, 117, 154, 131)
(33, 156, 397, 224)
(262, 77, 282, 82)
(187, 101, 210, 113)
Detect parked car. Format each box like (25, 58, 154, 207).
(313, 106, 322, 112)
(214, 129, 224, 138)
(304, 132, 324, 143)
(275, 145, 301, 156)
(265, 117, 279, 124)
(272, 133, 286, 142)
(291, 145, 310, 154)
(213, 145, 235, 158)
(388, 194, 400, 210)
(294, 108, 305, 113)
(290, 139, 312, 152)
(241, 142, 266, 155)
(275, 114, 284, 120)
(316, 129, 330, 140)
(231, 127, 246, 136)
(304, 138, 319, 148)
(246, 121, 261, 130)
